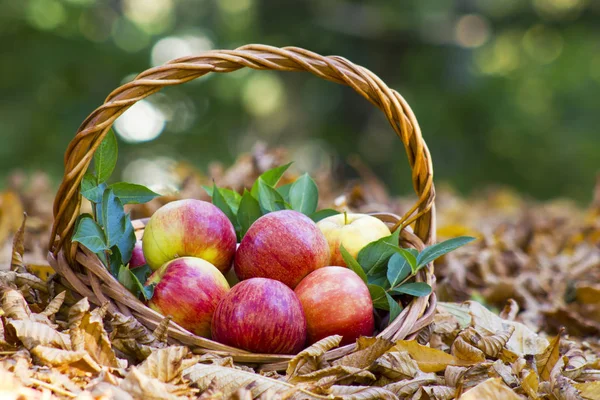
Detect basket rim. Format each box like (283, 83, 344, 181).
(46, 44, 437, 366)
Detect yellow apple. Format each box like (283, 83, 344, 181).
(317, 213, 391, 267)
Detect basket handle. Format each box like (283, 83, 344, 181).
(50, 44, 436, 256)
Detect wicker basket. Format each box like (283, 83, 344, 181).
(47, 44, 437, 369)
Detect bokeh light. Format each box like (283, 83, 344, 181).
(26, 0, 66, 31)
(454, 14, 491, 48)
(114, 100, 166, 143)
(522, 25, 564, 64)
(242, 73, 286, 117)
(475, 31, 522, 75)
(151, 34, 213, 66)
(122, 157, 177, 193)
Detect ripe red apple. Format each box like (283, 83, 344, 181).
(295, 266, 374, 345)
(129, 241, 146, 268)
(142, 199, 236, 274)
(317, 213, 391, 267)
(146, 257, 230, 338)
(235, 210, 330, 288)
(211, 278, 306, 354)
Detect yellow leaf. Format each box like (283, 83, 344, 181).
(575, 285, 600, 305)
(459, 377, 522, 400)
(286, 335, 342, 378)
(392, 340, 476, 373)
(521, 370, 539, 400)
(384, 373, 438, 397)
(575, 381, 600, 400)
(70, 311, 120, 368)
(184, 364, 328, 399)
(535, 331, 561, 381)
(40, 291, 66, 317)
(138, 346, 200, 384)
(31, 345, 101, 373)
(444, 366, 468, 388)
(333, 337, 394, 369)
(451, 335, 486, 363)
(0, 191, 24, 246)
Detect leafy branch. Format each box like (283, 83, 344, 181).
(71, 130, 160, 300)
(206, 163, 339, 241)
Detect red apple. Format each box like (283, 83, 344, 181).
(146, 257, 230, 338)
(295, 266, 374, 346)
(129, 241, 146, 268)
(235, 210, 330, 288)
(317, 213, 391, 267)
(211, 278, 306, 354)
(142, 199, 236, 274)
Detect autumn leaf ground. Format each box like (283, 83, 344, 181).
(1, 147, 599, 399)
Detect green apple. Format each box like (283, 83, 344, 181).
(317, 213, 391, 267)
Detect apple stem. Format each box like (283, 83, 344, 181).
(344, 210, 348, 225)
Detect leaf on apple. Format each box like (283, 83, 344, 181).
(416, 236, 476, 269)
(257, 178, 287, 213)
(237, 190, 262, 239)
(72, 215, 108, 253)
(309, 208, 339, 222)
(340, 244, 367, 283)
(81, 173, 107, 204)
(210, 182, 240, 234)
(389, 282, 432, 297)
(368, 284, 389, 311)
(357, 229, 400, 276)
(94, 129, 118, 185)
(386, 253, 412, 288)
(109, 182, 160, 205)
(250, 162, 293, 198)
(289, 173, 318, 216)
(386, 293, 403, 325)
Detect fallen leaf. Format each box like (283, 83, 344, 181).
(383, 373, 439, 397)
(371, 351, 419, 380)
(286, 335, 342, 378)
(451, 333, 486, 363)
(137, 346, 199, 384)
(329, 385, 399, 400)
(31, 345, 101, 373)
(392, 340, 476, 373)
(333, 337, 394, 369)
(562, 347, 588, 380)
(521, 370, 539, 400)
(290, 365, 375, 386)
(491, 360, 518, 388)
(575, 381, 600, 400)
(120, 367, 186, 400)
(1, 287, 31, 320)
(536, 331, 562, 381)
(6, 319, 70, 350)
(459, 377, 522, 400)
(70, 310, 121, 368)
(40, 291, 65, 317)
(421, 385, 456, 400)
(10, 213, 26, 272)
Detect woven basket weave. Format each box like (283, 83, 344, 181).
(47, 44, 437, 369)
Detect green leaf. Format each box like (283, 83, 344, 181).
(108, 246, 122, 277)
(340, 244, 367, 283)
(416, 236, 476, 268)
(204, 186, 242, 214)
(72, 215, 108, 253)
(211, 182, 239, 231)
(114, 214, 135, 266)
(310, 209, 340, 222)
(368, 272, 391, 289)
(357, 229, 400, 276)
(386, 293, 403, 325)
(109, 182, 160, 204)
(276, 183, 293, 203)
(101, 189, 128, 248)
(387, 253, 412, 288)
(389, 282, 432, 297)
(142, 284, 155, 301)
(368, 284, 389, 310)
(289, 173, 319, 216)
(117, 265, 139, 296)
(131, 264, 151, 281)
(257, 178, 286, 213)
(81, 173, 106, 204)
(94, 130, 118, 184)
(237, 190, 262, 239)
(250, 162, 292, 198)
(385, 243, 418, 273)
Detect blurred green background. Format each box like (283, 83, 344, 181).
(1, 0, 599, 201)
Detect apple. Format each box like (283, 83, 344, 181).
(235, 210, 330, 288)
(295, 266, 374, 345)
(146, 257, 230, 338)
(142, 199, 236, 273)
(129, 241, 146, 268)
(211, 278, 306, 354)
(316, 213, 391, 267)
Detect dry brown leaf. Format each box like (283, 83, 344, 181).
(86, 382, 134, 400)
(392, 340, 476, 373)
(553, 375, 583, 400)
(10, 213, 26, 272)
(120, 367, 185, 400)
(138, 346, 200, 384)
(445, 366, 469, 388)
(1, 287, 31, 320)
(31, 345, 101, 373)
(383, 373, 439, 397)
(110, 312, 165, 348)
(153, 316, 172, 343)
(463, 326, 515, 358)
(575, 381, 600, 400)
(333, 337, 394, 369)
(68, 297, 90, 328)
(184, 364, 327, 399)
(421, 385, 456, 400)
(286, 335, 342, 378)
(329, 385, 398, 400)
(40, 291, 65, 317)
(459, 377, 522, 400)
(451, 333, 486, 362)
(6, 319, 70, 350)
(290, 365, 375, 386)
(371, 351, 419, 380)
(521, 370, 539, 400)
(536, 331, 562, 381)
(575, 285, 600, 305)
(70, 311, 121, 368)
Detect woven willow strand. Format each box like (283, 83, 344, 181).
(50, 44, 435, 255)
